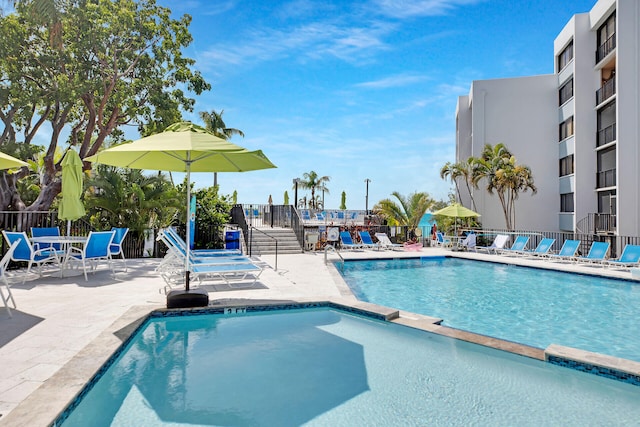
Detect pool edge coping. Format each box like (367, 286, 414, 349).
(3, 296, 640, 426)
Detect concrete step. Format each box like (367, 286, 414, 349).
(247, 227, 303, 255)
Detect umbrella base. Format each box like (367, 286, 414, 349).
(166, 288, 209, 309)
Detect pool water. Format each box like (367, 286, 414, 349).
(58, 307, 640, 426)
(341, 257, 640, 362)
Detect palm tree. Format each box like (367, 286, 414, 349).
(374, 191, 434, 235)
(440, 162, 462, 202)
(297, 171, 330, 210)
(471, 143, 536, 231)
(199, 109, 245, 187)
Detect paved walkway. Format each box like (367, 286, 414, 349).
(0, 247, 637, 425)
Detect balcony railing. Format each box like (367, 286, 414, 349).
(596, 79, 616, 105)
(596, 168, 616, 188)
(596, 34, 616, 63)
(594, 213, 616, 234)
(597, 123, 616, 147)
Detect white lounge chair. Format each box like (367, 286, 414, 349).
(374, 233, 403, 251)
(476, 234, 509, 254)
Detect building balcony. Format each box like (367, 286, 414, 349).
(596, 34, 616, 63)
(596, 123, 616, 147)
(596, 168, 616, 189)
(595, 79, 615, 106)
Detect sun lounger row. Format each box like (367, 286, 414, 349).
(156, 228, 263, 291)
(475, 234, 640, 270)
(337, 231, 408, 251)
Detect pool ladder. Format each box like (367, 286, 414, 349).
(324, 244, 344, 271)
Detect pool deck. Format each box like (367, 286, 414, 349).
(1, 246, 640, 425)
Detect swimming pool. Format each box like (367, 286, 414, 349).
(340, 257, 640, 362)
(56, 305, 640, 426)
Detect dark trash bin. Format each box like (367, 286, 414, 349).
(225, 230, 240, 250)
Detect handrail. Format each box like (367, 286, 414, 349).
(249, 226, 278, 271)
(324, 244, 344, 272)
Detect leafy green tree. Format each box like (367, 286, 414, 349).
(85, 165, 181, 251)
(339, 191, 346, 210)
(440, 160, 477, 212)
(176, 180, 232, 249)
(470, 143, 536, 230)
(0, 0, 210, 211)
(297, 171, 330, 210)
(199, 109, 244, 187)
(374, 191, 434, 233)
(283, 190, 289, 205)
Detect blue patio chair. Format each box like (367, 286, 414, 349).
(521, 238, 555, 257)
(300, 210, 312, 222)
(546, 239, 581, 262)
(499, 236, 529, 255)
(574, 241, 610, 265)
(339, 231, 362, 250)
(605, 244, 640, 270)
(110, 227, 129, 272)
(358, 231, 379, 250)
(66, 230, 116, 281)
(3, 231, 65, 283)
(31, 227, 62, 251)
(435, 232, 451, 248)
(0, 241, 19, 317)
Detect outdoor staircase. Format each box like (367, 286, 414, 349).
(246, 227, 302, 255)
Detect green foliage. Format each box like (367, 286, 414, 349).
(85, 165, 181, 246)
(296, 171, 330, 210)
(0, 0, 211, 210)
(339, 191, 346, 210)
(283, 190, 289, 206)
(470, 143, 536, 230)
(176, 180, 232, 249)
(374, 191, 434, 231)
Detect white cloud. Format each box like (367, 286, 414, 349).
(355, 73, 431, 89)
(370, 0, 484, 19)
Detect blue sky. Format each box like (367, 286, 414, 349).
(158, 0, 597, 210)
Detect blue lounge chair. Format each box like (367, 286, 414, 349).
(3, 231, 66, 283)
(606, 244, 640, 270)
(476, 234, 509, 254)
(66, 230, 116, 281)
(339, 231, 362, 250)
(574, 241, 610, 265)
(358, 231, 379, 250)
(315, 212, 326, 221)
(499, 236, 529, 255)
(164, 228, 241, 256)
(546, 239, 581, 262)
(300, 210, 312, 222)
(435, 232, 451, 248)
(31, 227, 62, 251)
(109, 227, 129, 272)
(521, 238, 555, 257)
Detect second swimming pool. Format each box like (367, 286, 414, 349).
(340, 257, 640, 362)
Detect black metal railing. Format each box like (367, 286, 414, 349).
(596, 168, 616, 188)
(596, 34, 616, 63)
(597, 123, 616, 147)
(596, 78, 616, 105)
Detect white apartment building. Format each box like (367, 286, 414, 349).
(455, 0, 640, 236)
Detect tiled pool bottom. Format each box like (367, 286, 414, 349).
(51, 301, 640, 426)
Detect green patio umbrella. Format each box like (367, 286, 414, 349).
(85, 122, 277, 293)
(0, 151, 28, 170)
(59, 150, 86, 234)
(433, 203, 480, 238)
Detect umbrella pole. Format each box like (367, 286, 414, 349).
(185, 157, 191, 291)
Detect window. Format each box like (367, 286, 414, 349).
(559, 154, 574, 177)
(559, 78, 573, 105)
(597, 101, 616, 146)
(560, 193, 574, 213)
(559, 116, 574, 141)
(557, 41, 573, 71)
(597, 13, 616, 62)
(596, 146, 616, 188)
